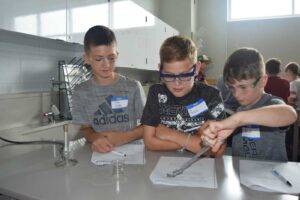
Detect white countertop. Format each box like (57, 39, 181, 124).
(0, 142, 297, 200)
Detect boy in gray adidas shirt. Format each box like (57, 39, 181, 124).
(72, 25, 146, 153)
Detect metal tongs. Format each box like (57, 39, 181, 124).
(166, 146, 210, 177)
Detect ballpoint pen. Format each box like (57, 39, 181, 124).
(111, 150, 127, 157)
(271, 169, 292, 187)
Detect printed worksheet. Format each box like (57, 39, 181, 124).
(150, 156, 217, 188)
(91, 142, 145, 165)
(239, 159, 300, 194)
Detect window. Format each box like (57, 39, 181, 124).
(14, 14, 38, 35)
(112, 0, 154, 29)
(296, 0, 300, 14)
(228, 0, 300, 21)
(70, 4, 109, 34)
(41, 10, 66, 37)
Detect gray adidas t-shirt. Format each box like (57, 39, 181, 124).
(232, 93, 288, 162)
(72, 74, 146, 132)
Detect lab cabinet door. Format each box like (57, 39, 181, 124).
(112, 0, 153, 70)
(146, 18, 179, 71)
(114, 28, 148, 69)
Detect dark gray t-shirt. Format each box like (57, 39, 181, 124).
(72, 74, 146, 132)
(232, 93, 288, 162)
(141, 83, 225, 134)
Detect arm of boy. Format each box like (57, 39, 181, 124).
(81, 125, 114, 152)
(143, 125, 182, 151)
(155, 124, 203, 153)
(102, 125, 143, 146)
(81, 125, 143, 153)
(197, 122, 227, 157)
(203, 104, 297, 152)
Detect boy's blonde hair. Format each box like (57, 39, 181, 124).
(159, 35, 197, 65)
(223, 47, 265, 84)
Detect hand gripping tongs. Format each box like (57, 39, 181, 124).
(166, 146, 211, 177)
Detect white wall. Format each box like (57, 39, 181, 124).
(158, 0, 193, 38)
(196, 0, 227, 80)
(132, 0, 160, 17)
(196, 0, 300, 80)
(227, 17, 300, 68)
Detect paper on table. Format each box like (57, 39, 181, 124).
(150, 156, 217, 188)
(91, 143, 145, 165)
(239, 159, 300, 194)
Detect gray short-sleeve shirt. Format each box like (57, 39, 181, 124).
(232, 94, 288, 162)
(72, 74, 146, 132)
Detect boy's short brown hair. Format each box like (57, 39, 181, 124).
(84, 25, 117, 53)
(223, 47, 265, 83)
(159, 35, 197, 65)
(285, 62, 300, 76)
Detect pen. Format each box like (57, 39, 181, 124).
(271, 169, 292, 187)
(111, 150, 126, 157)
(184, 126, 201, 133)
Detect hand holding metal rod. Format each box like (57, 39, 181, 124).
(166, 145, 211, 177)
(166, 135, 224, 178)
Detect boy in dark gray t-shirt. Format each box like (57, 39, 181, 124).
(202, 48, 297, 161)
(141, 35, 226, 156)
(72, 25, 146, 153)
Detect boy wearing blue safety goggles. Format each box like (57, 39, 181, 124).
(141, 35, 226, 156)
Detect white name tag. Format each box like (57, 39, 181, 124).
(242, 127, 260, 139)
(186, 99, 208, 118)
(111, 96, 128, 110)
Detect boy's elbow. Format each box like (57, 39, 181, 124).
(290, 106, 298, 123)
(143, 135, 155, 150)
(284, 105, 298, 124)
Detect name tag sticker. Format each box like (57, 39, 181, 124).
(111, 96, 128, 110)
(186, 99, 208, 118)
(242, 127, 260, 139)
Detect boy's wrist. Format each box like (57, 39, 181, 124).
(180, 134, 191, 151)
(231, 112, 243, 127)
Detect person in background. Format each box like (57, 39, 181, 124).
(283, 62, 300, 159)
(72, 25, 146, 153)
(285, 62, 300, 108)
(202, 47, 297, 162)
(141, 35, 226, 156)
(195, 54, 211, 84)
(264, 58, 290, 103)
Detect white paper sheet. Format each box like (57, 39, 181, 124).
(150, 156, 217, 188)
(91, 143, 145, 165)
(239, 159, 300, 194)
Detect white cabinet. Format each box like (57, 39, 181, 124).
(145, 17, 179, 71)
(114, 4, 179, 70)
(115, 28, 148, 69)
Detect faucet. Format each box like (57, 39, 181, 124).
(44, 105, 60, 124)
(44, 112, 55, 123)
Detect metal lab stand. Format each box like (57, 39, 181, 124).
(56, 57, 92, 119)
